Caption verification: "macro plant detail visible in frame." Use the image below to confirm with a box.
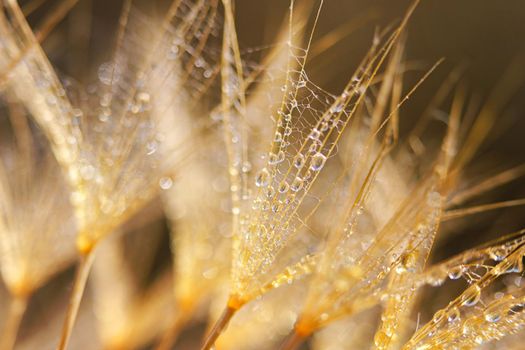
[0,0,524,349]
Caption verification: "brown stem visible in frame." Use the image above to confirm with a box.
[154,309,191,350]
[279,329,307,350]
[0,295,28,350]
[57,249,96,350]
[200,305,237,350]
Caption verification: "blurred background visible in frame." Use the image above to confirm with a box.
[4,0,525,348]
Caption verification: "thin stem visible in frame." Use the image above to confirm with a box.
[279,329,307,350]
[57,249,96,350]
[34,0,81,42]
[0,295,28,350]
[154,308,191,350]
[200,305,237,350]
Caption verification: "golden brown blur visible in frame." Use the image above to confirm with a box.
[1,0,525,349]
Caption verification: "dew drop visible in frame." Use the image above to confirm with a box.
[80,164,95,180]
[461,286,481,307]
[395,264,407,274]
[98,111,110,122]
[268,151,285,165]
[374,330,389,347]
[203,266,219,279]
[255,168,271,187]
[447,307,460,323]
[278,181,289,193]
[432,310,445,324]
[242,161,252,173]
[509,302,525,315]
[303,170,313,181]
[310,153,327,171]
[194,57,205,68]
[146,140,158,155]
[489,247,507,261]
[308,142,320,154]
[448,266,464,280]
[426,191,441,207]
[159,176,173,190]
[294,154,305,169]
[330,102,344,113]
[504,258,523,274]
[309,128,321,140]
[428,272,445,287]
[290,177,304,192]
[484,310,501,323]
[98,62,116,85]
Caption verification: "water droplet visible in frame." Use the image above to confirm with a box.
[266,186,275,198]
[296,80,306,88]
[255,168,271,187]
[308,142,320,154]
[137,92,150,103]
[484,310,501,323]
[330,102,344,113]
[98,62,117,85]
[426,191,441,207]
[194,57,205,68]
[70,191,86,206]
[290,177,304,192]
[309,128,321,140]
[98,110,110,122]
[489,247,507,261]
[432,310,445,324]
[461,319,475,336]
[242,161,252,173]
[146,140,158,155]
[428,276,445,287]
[374,330,389,347]
[294,154,305,169]
[461,286,481,307]
[268,151,285,165]
[278,181,289,193]
[504,258,523,274]
[395,264,407,274]
[447,307,460,323]
[310,153,327,171]
[448,266,464,280]
[509,302,525,314]
[80,164,95,180]
[159,177,173,190]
